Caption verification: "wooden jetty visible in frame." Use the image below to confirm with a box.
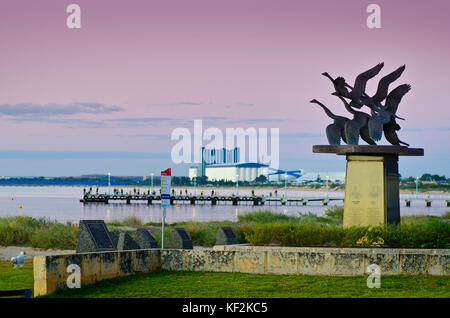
[81,192,450,207]
[80,193,344,206]
[404,198,450,207]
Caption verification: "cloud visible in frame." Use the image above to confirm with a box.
[106,117,189,127]
[280,132,323,138]
[235,102,254,107]
[0,150,168,160]
[7,117,107,128]
[221,118,287,125]
[120,133,170,140]
[0,102,124,120]
[403,127,450,132]
[149,101,202,107]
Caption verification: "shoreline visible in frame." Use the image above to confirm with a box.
[0,184,448,195]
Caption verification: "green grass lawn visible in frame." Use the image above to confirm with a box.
[0,261,34,291]
[45,271,450,298]
[1,261,449,298]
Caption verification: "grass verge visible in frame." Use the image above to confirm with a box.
[0,261,34,291]
[42,270,450,298]
[0,262,448,298]
[0,216,77,250]
[1,208,448,249]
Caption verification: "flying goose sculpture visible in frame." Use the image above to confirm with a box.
[310,99,349,145]
[314,64,410,146]
[382,84,411,146]
[333,93,376,145]
[363,65,406,109]
[322,62,384,108]
[368,83,410,142]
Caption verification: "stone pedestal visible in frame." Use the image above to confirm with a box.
[313,145,424,227]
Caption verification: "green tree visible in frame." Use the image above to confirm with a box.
[254,175,268,183]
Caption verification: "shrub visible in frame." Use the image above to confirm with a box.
[238,211,294,224]
[243,218,450,248]
[325,205,344,222]
[109,215,143,228]
[0,216,77,250]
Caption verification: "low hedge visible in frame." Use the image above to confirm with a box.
[244,219,450,248]
[0,216,77,250]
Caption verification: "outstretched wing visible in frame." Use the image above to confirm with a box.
[384,84,411,114]
[372,65,406,103]
[352,62,384,98]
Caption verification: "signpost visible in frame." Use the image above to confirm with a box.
[160,168,171,249]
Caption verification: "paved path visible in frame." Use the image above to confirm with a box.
[0,246,75,262]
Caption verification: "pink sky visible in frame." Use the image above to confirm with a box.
[0,0,449,176]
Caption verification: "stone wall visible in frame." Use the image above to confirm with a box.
[33,249,160,296]
[33,246,449,296]
[210,246,450,276]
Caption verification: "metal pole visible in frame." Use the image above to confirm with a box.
[161,208,166,249]
[415,177,419,199]
[236,174,239,197]
[194,176,197,196]
[326,175,329,201]
[108,172,111,195]
[151,173,154,194]
[284,172,287,201]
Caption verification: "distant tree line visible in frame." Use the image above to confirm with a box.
[0,173,447,187]
[401,174,448,183]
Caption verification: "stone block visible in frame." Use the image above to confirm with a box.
[333,253,365,276]
[183,250,206,271]
[118,251,134,275]
[161,250,184,271]
[99,251,119,278]
[399,253,428,275]
[81,253,102,282]
[133,250,160,272]
[267,250,297,274]
[299,252,331,275]
[234,251,265,274]
[206,251,235,272]
[429,254,449,276]
[367,252,399,275]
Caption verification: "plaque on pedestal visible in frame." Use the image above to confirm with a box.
[129,228,158,249]
[216,227,238,245]
[76,220,116,253]
[167,228,193,249]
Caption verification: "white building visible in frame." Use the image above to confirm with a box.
[189,163,269,182]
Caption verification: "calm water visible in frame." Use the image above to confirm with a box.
[0,186,448,224]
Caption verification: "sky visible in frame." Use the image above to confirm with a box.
[0,0,449,177]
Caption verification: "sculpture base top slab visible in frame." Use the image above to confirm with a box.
[312,145,424,157]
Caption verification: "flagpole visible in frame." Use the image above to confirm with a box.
[162,208,166,249]
[160,168,171,250]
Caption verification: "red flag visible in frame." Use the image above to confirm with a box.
[161,168,171,176]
